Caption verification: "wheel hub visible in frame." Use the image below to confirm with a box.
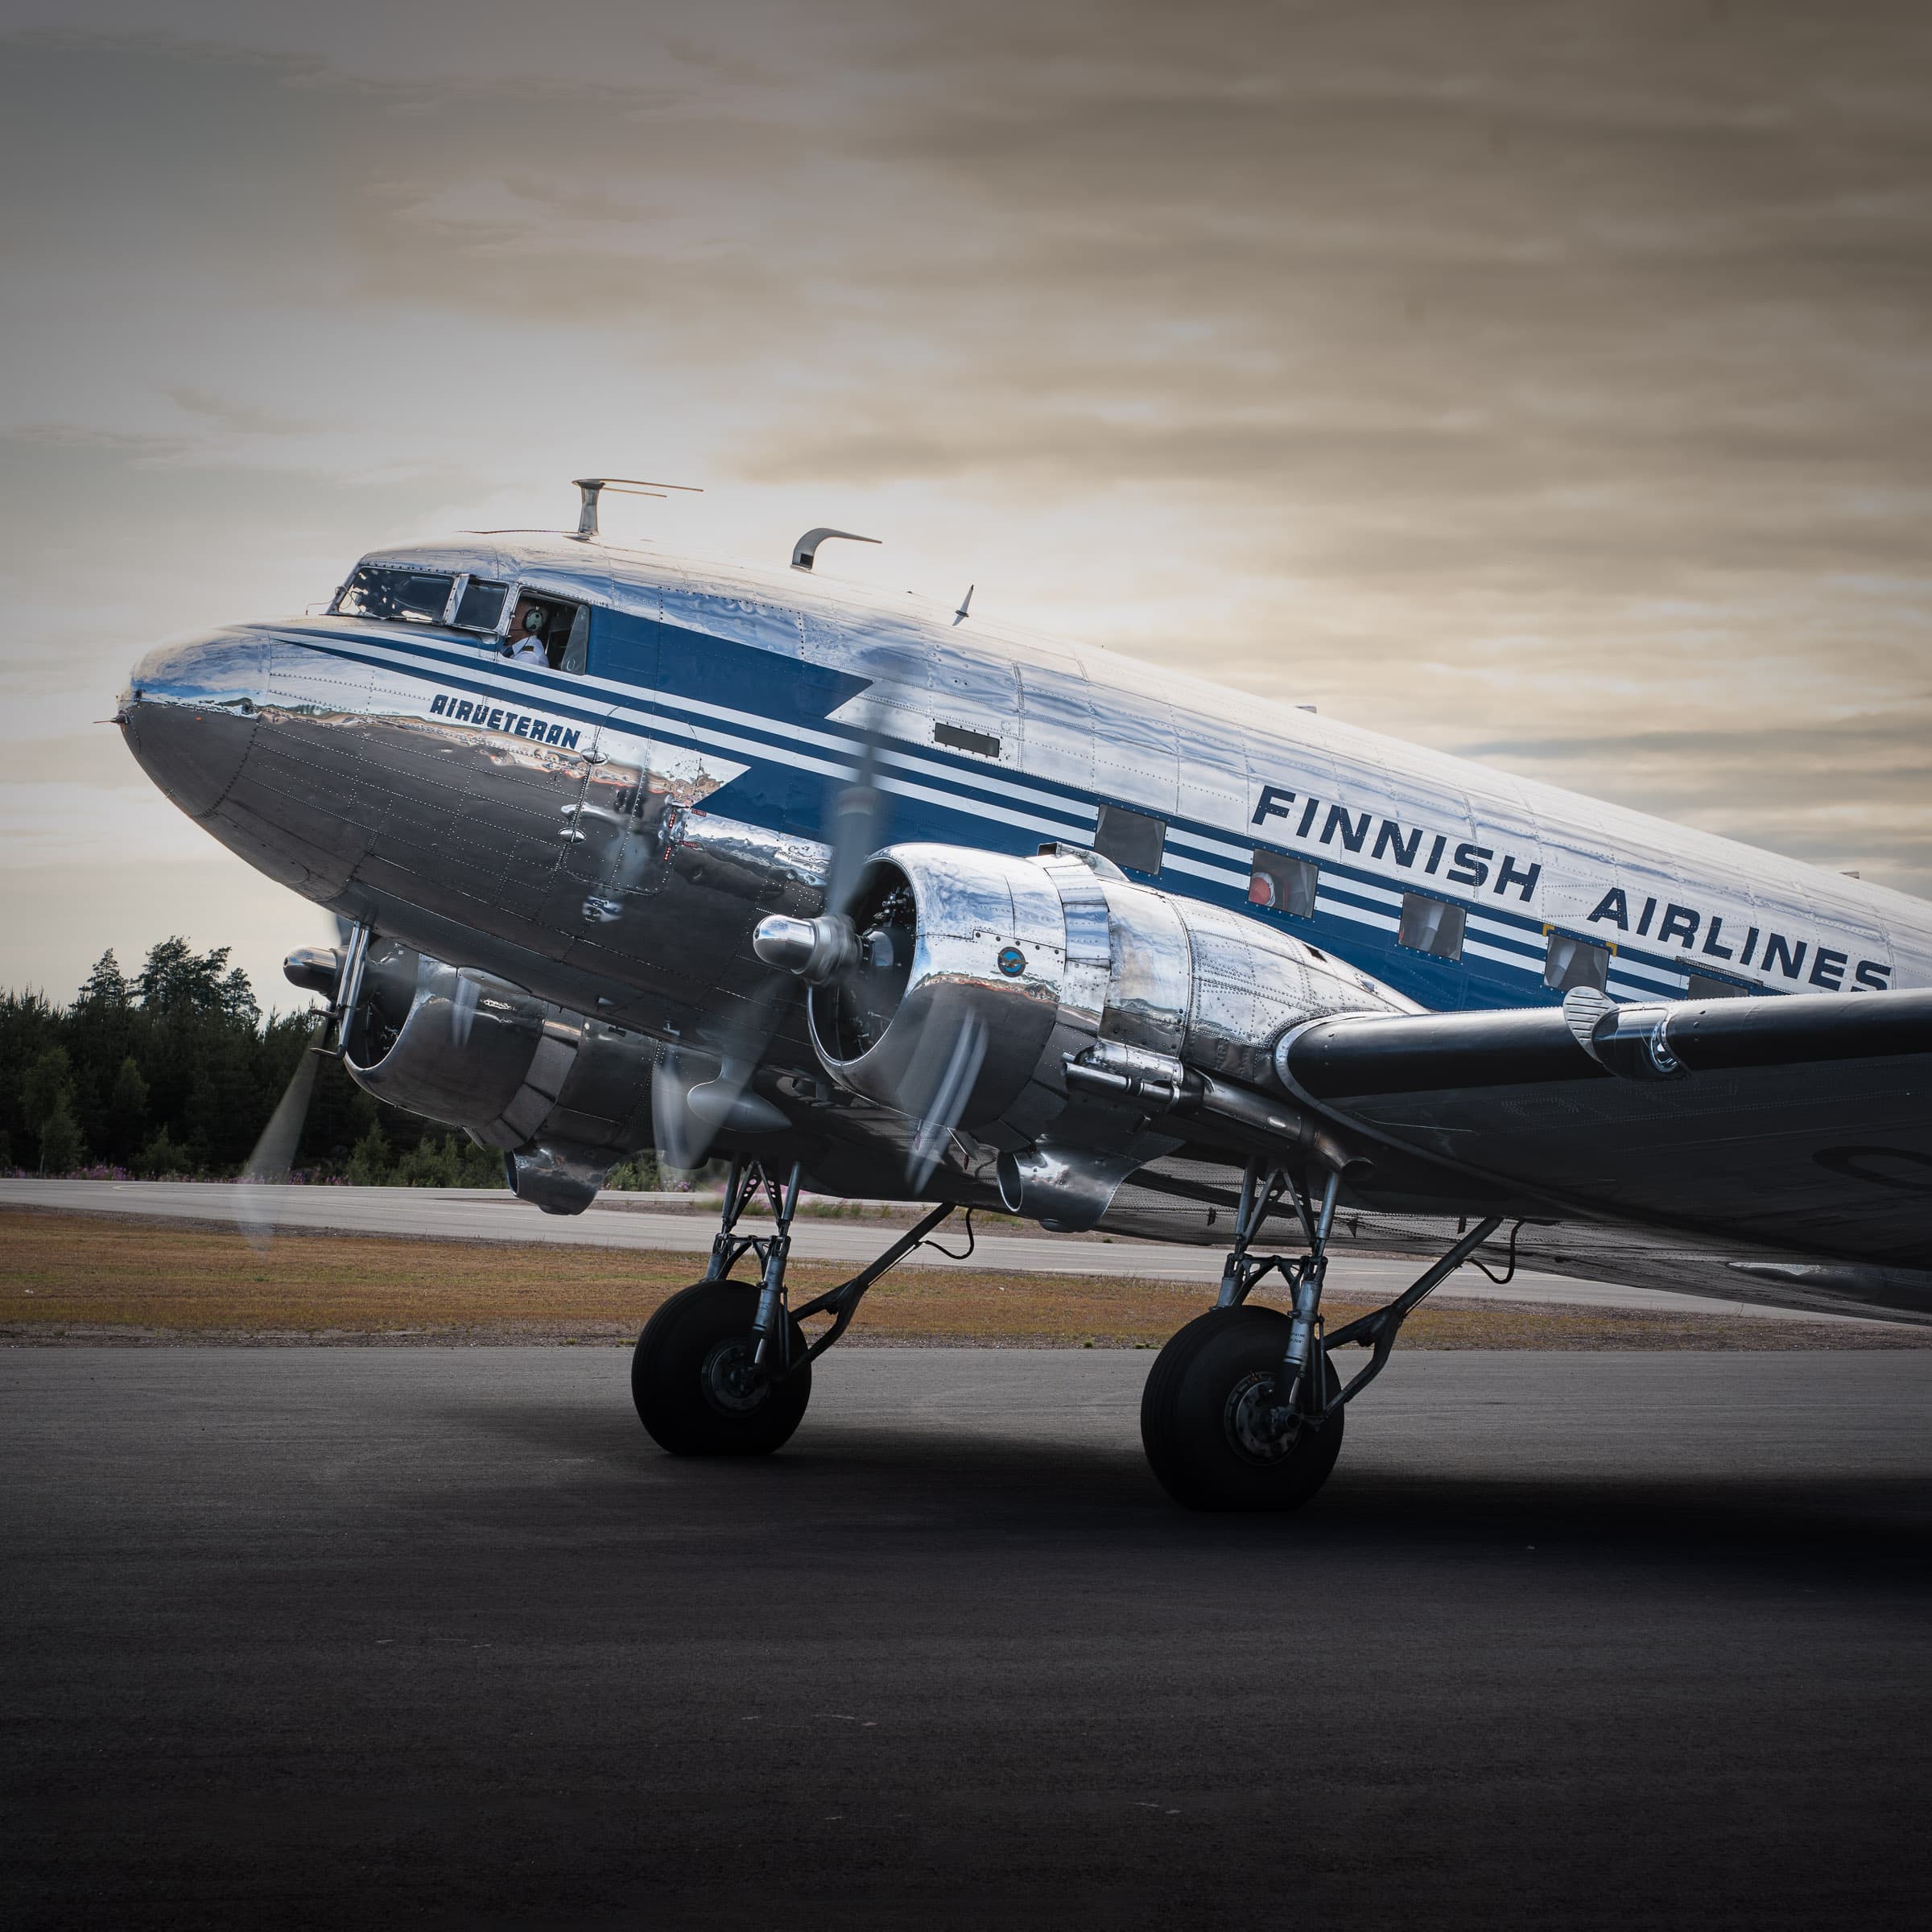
[700,1338,770,1416]
[1224,1370,1302,1463]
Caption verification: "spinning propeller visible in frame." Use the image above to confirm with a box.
[233,914,359,1252]
[650,749,894,1178]
[745,745,988,1191]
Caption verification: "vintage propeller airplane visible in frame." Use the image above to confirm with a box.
[118,479,1932,1509]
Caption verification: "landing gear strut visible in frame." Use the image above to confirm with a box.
[631,1157,956,1457]
[1141,1156,1502,1512]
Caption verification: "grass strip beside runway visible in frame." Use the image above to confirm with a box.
[1,1209,1922,1349]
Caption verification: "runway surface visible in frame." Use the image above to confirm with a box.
[5,1347,1928,1929]
[0,1178,1848,1321]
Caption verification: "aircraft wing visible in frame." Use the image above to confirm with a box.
[1274,988,1932,1315]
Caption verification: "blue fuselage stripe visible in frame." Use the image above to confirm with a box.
[285,623,1741,1008]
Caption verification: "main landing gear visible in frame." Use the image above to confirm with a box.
[631,1157,956,1457]
[1141,1159,1503,1513]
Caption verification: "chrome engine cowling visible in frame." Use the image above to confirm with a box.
[793,843,1413,1225]
[332,940,662,1213]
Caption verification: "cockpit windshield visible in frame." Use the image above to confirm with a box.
[453,579,508,632]
[332,567,455,625]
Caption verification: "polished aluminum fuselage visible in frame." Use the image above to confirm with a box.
[121,530,1932,1060]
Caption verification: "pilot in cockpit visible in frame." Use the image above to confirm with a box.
[505,604,548,665]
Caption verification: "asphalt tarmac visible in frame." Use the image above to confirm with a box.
[5,1346,1929,1929]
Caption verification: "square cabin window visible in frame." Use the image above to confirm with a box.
[1398,894,1465,961]
[1249,850,1318,919]
[1686,972,1748,1001]
[1093,803,1166,875]
[1543,932,1610,993]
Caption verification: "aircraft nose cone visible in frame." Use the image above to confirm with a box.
[120,628,267,819]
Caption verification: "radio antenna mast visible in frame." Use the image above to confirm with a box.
[573,477,702,540]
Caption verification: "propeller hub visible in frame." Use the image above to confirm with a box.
[753,912,861,985]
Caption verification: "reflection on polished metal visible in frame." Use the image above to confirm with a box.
[504,1139,608,1216]
[996,1144,1138,1232]
[804,843,1066,1145]
[109,506,1932,1364]
[112,593,1407,1265]
[1062,1043,1368,1177]
[752,913,859,985]
[795,840,1406,1178]
[663,808,829,914]
[116,629,265,818]
[1565,988,1689,1081]
[282,946,341,999]
[111,550,1405,1225]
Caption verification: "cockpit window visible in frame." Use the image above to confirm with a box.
[332,566,455,625]
[500,592,588,673]
[453,578,509,633]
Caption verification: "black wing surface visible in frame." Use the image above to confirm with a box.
[1274,988,1932,1319]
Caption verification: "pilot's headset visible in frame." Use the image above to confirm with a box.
[502,606,544,655]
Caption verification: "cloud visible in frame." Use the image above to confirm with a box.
[1,0,1929,1007]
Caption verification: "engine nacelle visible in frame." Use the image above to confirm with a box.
[327,941,661,1213]
[795,843,1412,1223]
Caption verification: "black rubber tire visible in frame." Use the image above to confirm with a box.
[1140,1305,1345,1513]
[632,1280,812,1457]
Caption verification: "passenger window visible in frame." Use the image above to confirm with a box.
[1397,894,1465,961]
[1093,803,1166,874]
[1686,972,1748,1001]
[1543,932,1609,993]
[1249,850,1317,919]
[453,578,508,634]
[502,592,588,673]
[333,566,456,625]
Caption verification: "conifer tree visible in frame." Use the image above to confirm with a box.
[76,949,130,1011]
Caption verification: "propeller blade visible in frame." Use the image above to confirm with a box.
[902,1013,989,1191]
[824,734,890,920]
[657,747,893,1179]
[651,980,795,1175]
[235,1020,325,1253]
[650,1048,708,1178]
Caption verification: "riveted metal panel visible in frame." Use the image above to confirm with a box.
[1097,880,1191,1056]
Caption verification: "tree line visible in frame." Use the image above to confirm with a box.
[1,939,662,1189]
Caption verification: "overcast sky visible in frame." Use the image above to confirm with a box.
[4,0,1928,1007]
